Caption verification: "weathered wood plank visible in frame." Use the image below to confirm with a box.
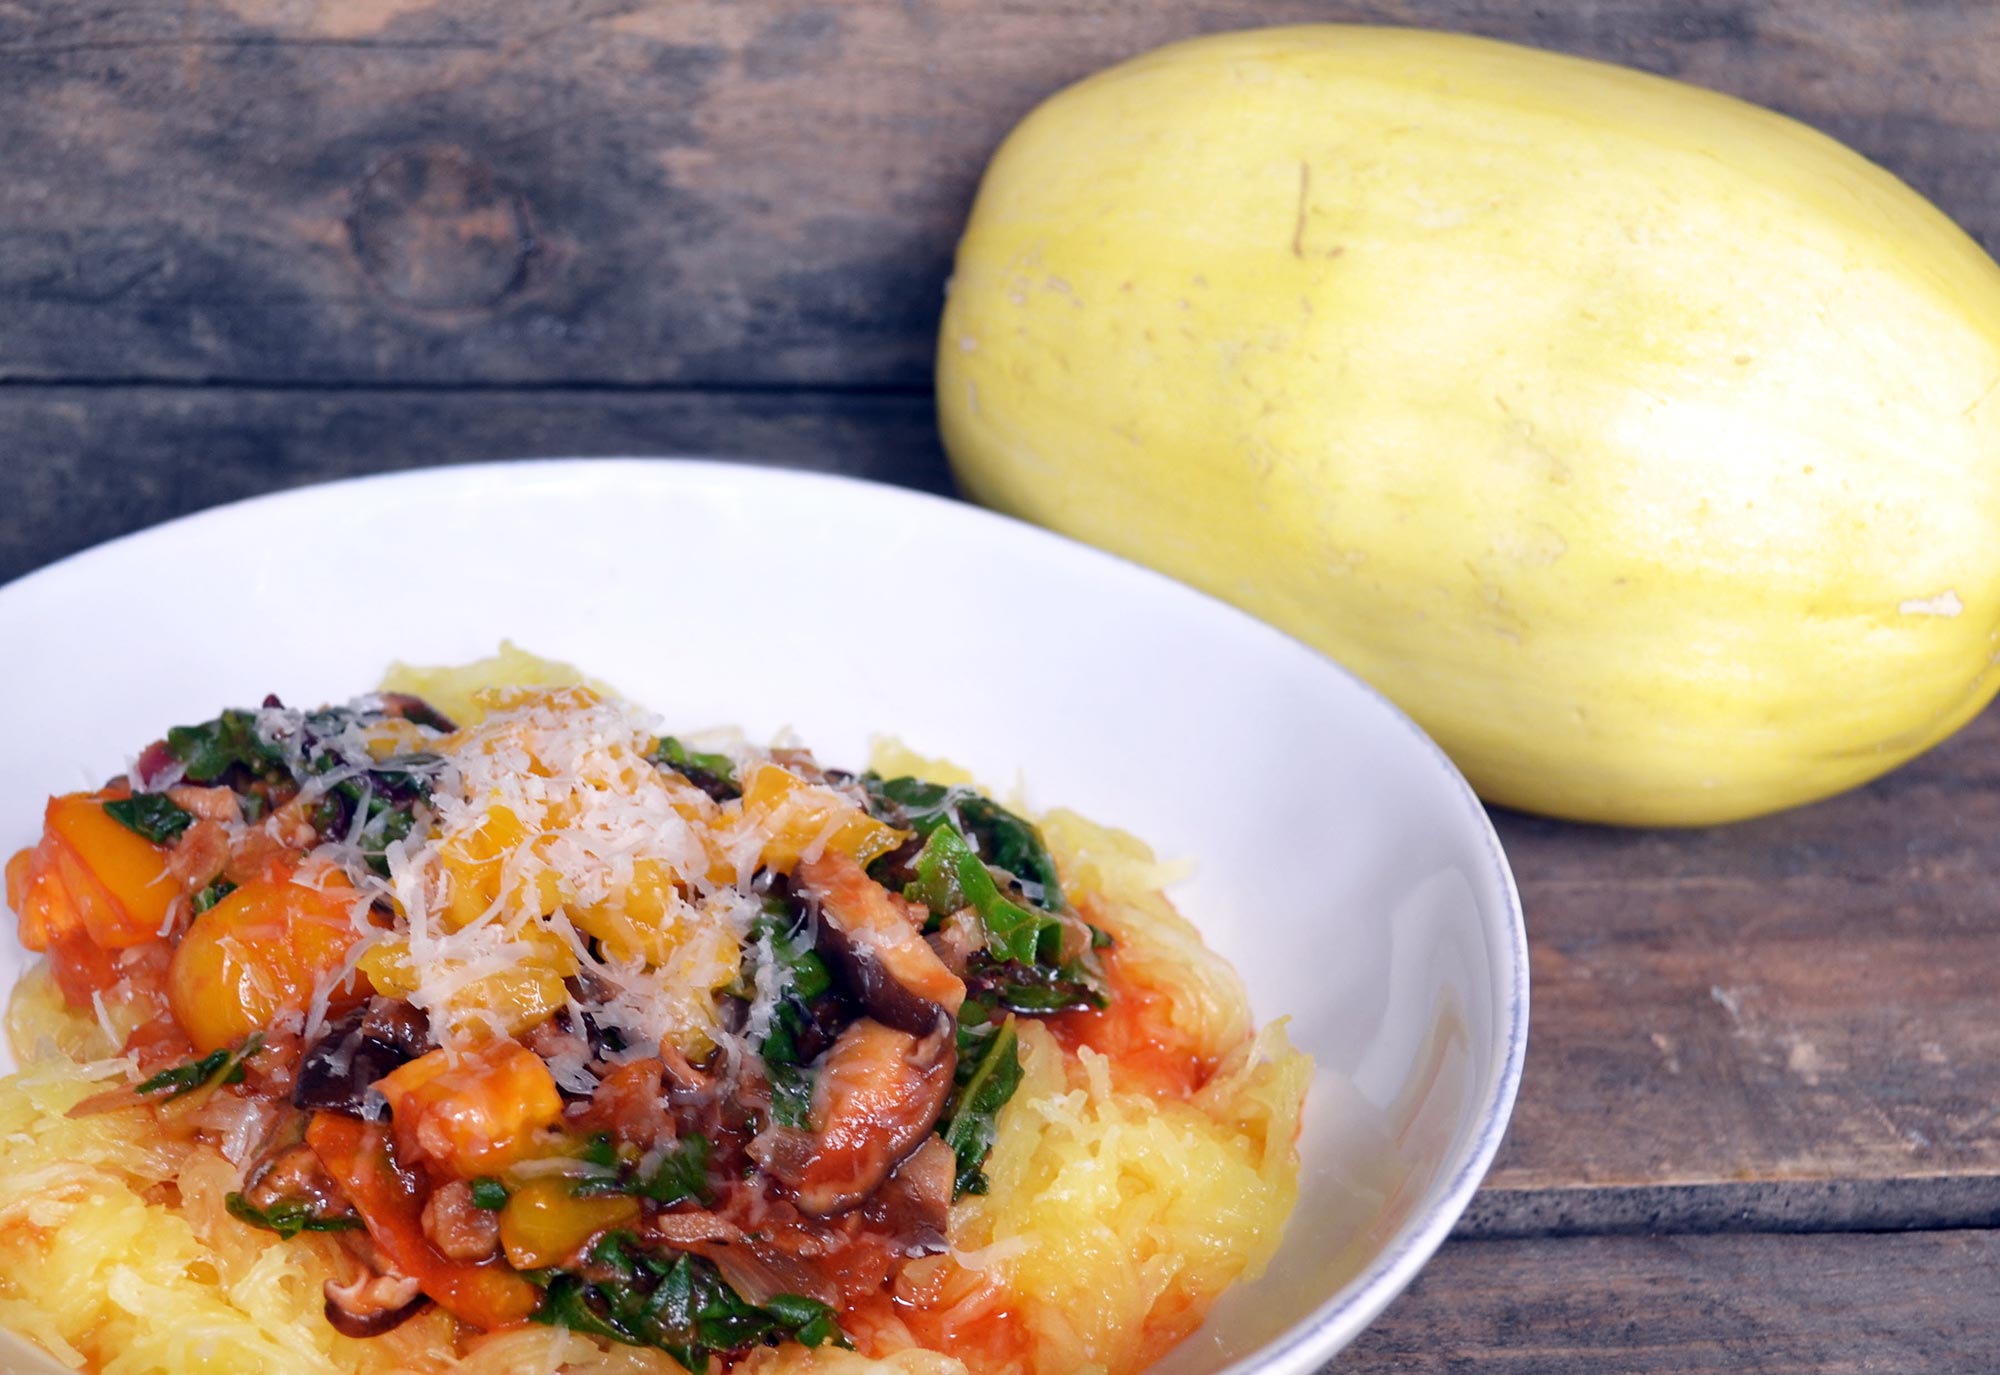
[1,0,1995,386]
[1337,1230,2000,1373]
[0,386,946,585]
[1481,699,2000,1202]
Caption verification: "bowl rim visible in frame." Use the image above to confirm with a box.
[0,455,1529,1371]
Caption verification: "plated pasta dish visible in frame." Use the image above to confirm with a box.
[0,650,1308,1375]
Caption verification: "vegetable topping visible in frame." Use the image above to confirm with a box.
[3,685,1118,1370]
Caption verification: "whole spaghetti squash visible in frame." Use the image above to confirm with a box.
[939,25,2000,825]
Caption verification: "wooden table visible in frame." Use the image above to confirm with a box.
[4,2,1996,1367]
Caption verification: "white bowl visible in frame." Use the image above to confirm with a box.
[0,459,1526,1374]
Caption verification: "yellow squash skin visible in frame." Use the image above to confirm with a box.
[938,25,2000,826]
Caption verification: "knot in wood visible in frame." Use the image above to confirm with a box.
[347,146,534,311]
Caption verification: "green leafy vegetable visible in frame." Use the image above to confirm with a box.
[967,955,1110,1015]
[304,751,439,876]
[634,1134,712,1204]
[862,775,957,833]
[765,1062,816,1131]
[575,1133,713,1206]
[942,1018,1023,1197]
[863,775,1065,911]
[192,879,237,915]
[103,793,195,845]
[888,801,1109,1016]
[652,737,740,800]
[135,1032,264,1100]
[470,1177,510,1210]
[903,825,1052,965]
[163,702,440,874]
[760,1293,845,1349]
[747,910,832,1002]
[165,710,288,783]
[958,796,1064,912]
[531,1242,846,1372]
[225,1192,363,1239]
[736,910,832,1129]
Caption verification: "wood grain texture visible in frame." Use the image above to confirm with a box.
[1482,700,2000,1201]
[1,0,1996,386]
[0,387,946,585]
[1337,1230,2000,1372]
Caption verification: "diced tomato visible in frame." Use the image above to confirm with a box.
[306,1113,540,1330]
[11,792,186,955]
[119,1003,196,1076]
[45,928,125,1006]
[42,792,182,948]
[4,847,30,915]
[42,924,173,1021]
[374,1040,564,1180]
[167,878,366,1052]
[10,834,71,952]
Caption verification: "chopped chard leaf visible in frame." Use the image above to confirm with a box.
[767,1062,816,1130]
[225,1192,362,1239]
[653,737,740,801]
[574,1133,713,1206]
[973,963,1109,1014]
[904,825,1051,966]
[737,911,835,1129]
[304,749,436,875]
[531,1246,846,1372]
[884,800,1109,1015]
[192,879,237,914]
[165,710,289,783]
[165,700,440,877]
[135,1032,264,1100]
[863,775,1066,912]
[942,1017,1023,1198]
[956,796,1065,913]
[104,793,195,845]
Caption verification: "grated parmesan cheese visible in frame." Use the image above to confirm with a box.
[309,688,795,1062]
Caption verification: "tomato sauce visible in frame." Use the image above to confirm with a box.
[1048,946,1213,1100]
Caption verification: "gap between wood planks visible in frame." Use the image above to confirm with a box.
[0,375,934,397]
[1460,1175,2000,1240]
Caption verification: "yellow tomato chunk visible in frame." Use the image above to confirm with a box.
[740,764,909,874]
[498,1177,642,1270]
[168,878,364,1053]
